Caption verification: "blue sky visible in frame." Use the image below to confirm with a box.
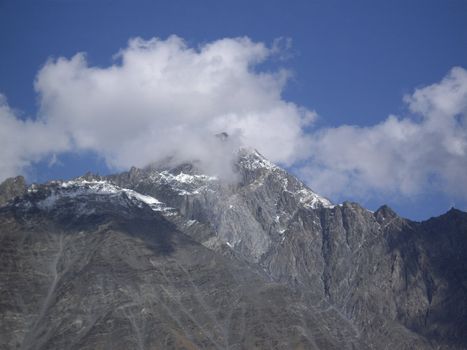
[0,0,466,220]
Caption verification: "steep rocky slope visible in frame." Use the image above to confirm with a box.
[0,178,365,350]
[1,149,466,349]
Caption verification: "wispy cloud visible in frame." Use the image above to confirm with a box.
[0,94,69,180]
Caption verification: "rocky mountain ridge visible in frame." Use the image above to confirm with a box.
[1,148,466,349]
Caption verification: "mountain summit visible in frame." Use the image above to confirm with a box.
[1,149,466,349]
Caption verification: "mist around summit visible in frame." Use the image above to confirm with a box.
[0,35,466,209]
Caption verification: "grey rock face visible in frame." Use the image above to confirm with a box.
[1,149,466,349]
[0,179,364,350]
[109,149,332,262]
[0,176,26,205]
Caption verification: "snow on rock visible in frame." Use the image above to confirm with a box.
[239,148,333,209]
[149,170,217,196]
[36,179,173,214]
[295,188,333,209]
[238,148,277,172]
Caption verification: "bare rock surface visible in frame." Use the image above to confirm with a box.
[0,176,26,206]
[1,149,466,349]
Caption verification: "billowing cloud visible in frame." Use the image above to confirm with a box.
[300,67,467,200]
[33,35,313,178]
[0,35,466,204]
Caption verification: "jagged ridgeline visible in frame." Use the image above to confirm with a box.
[1,148,466,350]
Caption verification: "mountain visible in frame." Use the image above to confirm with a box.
[1,148,466,350]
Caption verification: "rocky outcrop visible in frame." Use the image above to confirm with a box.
[0,175,26,205]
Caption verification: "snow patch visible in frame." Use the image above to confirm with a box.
[37,179,174,214]
[296,188,333,209]
[150,170,217,196]
[239,149,277,172]
[186,219,197,226]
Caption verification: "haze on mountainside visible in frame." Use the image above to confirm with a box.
[1,36,467,217]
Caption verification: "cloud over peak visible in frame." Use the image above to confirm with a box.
[31,35,311,174]
[0,35,466,206]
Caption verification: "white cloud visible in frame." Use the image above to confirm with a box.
[300,67,467,201]
[0,95,69,180]
[33,35,312,179]
[1,35,466,205]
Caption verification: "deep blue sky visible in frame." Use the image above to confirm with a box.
[1,0,466,220]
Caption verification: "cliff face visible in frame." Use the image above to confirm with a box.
[0,175,26,205]
[1,149,466,349]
